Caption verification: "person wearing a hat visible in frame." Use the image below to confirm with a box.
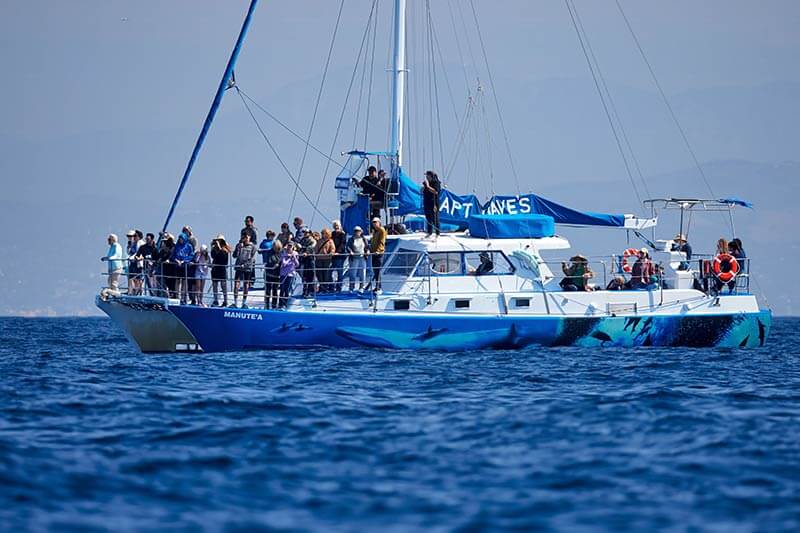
[210,234,231,307]
[630,248,656,290]
[671,233,692,271]
[368,217,387,292]
[559,254,594,291]
[346,226,369,291]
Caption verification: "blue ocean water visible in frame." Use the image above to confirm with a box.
[1,317,799,531]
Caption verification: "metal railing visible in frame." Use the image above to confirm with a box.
[100,252,753,309]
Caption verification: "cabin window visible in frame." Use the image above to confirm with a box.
[384,248,422,277]
[393,299,411,311]
[464,251,515,275]
[415,252,463,277]
[454,299,470,309]
[513,298,530,308]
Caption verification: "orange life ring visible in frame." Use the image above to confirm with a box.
[621,248,639,273]
[712,253,739,282]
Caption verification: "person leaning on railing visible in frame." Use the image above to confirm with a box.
[134,233,158,296]
[100,233,125,294]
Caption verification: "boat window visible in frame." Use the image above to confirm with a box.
[384,248,422,277]
[464,251,515,275]
[415,252,463,277]
[454,299,471,309]
[513,298,530,308]
[393,299,411,311]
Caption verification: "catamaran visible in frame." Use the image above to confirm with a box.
[97,0,770,352]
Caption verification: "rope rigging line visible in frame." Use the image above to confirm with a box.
[288,0,346,220]
[426,0,446,177]
[310,0,379,227]
[236,88,341,166]
[563,0,643,205]
[468,0,522,193]
[570,2,652,200]
[236,88,332,223]
[363,0,379,150]
[614,0,717,201]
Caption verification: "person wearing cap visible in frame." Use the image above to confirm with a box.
[346,226,369,291]
[368,217,387,291]
[210,234,231,307]
[259,230,283,309]
[630,248,656,290]
[192,244,210,306]
[357,166,383,219]
[101,233,126,294]
[671,233,692,271]
[559,254,594,291]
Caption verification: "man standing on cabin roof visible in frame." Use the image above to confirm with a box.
[240,216,258,244]
[368,217,387,292]
[422,170,442,236]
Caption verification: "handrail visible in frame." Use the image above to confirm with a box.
[100,252,753,307]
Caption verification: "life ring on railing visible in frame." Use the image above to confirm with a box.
[712,253,739,282]
[621,248,640,273]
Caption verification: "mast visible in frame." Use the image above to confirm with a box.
[389,0,407,167]
[160,0,260,236]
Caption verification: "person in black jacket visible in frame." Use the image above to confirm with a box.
[210,234,231,307]
[422,170,441,236]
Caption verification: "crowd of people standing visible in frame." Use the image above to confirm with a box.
[101,214,388,309]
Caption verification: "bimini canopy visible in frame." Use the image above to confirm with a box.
[397,169,654,230]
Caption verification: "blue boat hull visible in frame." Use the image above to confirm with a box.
[167,306,771,353]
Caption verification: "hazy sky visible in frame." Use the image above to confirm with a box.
[1,1,798,315]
